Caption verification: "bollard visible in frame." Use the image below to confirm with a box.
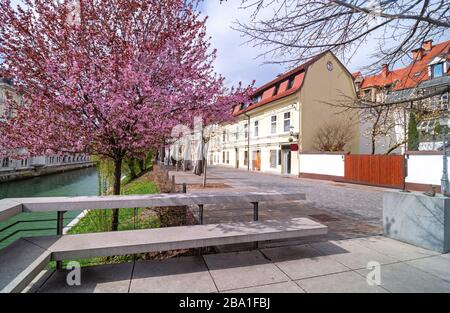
[251,202,259,249]
[56,211,65,270]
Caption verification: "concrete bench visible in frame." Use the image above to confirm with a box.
[0,217,327,293]
[0,191,307,223]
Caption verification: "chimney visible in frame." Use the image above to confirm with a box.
[412,48,424,61]
[422,40,433,52]
[381,64,389,77]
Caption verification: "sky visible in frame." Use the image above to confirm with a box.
[2,1,447,88]
[200,1,380,88]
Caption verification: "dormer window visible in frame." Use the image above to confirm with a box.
[432,63,444,78]
[287,76,295,90]
[252,94,262,104]
[273,84,280,96]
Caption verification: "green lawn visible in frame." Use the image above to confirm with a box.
[59,173,160,267]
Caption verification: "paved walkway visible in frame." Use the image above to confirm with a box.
[170,166,385,247]
[31,166,450,293]
[36,236,450,293]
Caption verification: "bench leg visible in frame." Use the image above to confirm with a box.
[197,204,204,255]
[252,202,259,221]
[56,211,65,270]
[198,204,204,225]
[251,202,259,249]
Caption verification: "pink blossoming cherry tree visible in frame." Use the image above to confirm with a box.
[0,0,252,230]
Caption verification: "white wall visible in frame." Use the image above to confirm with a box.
[299,153,345,177]
[406,154,442,185]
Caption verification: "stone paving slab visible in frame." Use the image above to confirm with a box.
[38,262,133,293]
[296,271,387,293]
[357,262,450,293]
[349,236,440,261]
[224,281,305,293]
[261,244,351,280]
[129,256,217,293]
[310,240,397,270]
[203,250,289,292]
[406,255,450,283]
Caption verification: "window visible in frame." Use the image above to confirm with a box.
[254,121,259,137]
[244,123,248,139]
[244,151,248,166]
[432,63,444,78]
[222,151,226,163]
[1,157,9,168]
[284,112,291,132]
[442,92,449,110]
[273,84,280,96]
[226,151,230,164]
[236,126,239,140]
[222,130,226,142]
[20,159,28,167]
[287,77,295,90]
[271,116,277,134]
[252,94,262,104]
[270,150,277,168]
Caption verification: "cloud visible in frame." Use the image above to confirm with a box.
[201,1,387,85]
[200,1,286,88]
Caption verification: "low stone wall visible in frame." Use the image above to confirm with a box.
[383,190,450,253]
[0,162,95,183]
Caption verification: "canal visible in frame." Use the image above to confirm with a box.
[0,166,99,249]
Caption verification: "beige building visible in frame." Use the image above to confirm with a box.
[208,51,359,175]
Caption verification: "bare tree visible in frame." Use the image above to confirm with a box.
[313,120,354,151]
[234,0,449,71]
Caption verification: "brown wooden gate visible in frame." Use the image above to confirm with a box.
[344,155,405,188]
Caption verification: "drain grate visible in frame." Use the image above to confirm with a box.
[309,214,340,222]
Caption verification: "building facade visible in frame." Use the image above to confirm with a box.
[207,51,359,175]
[354,39,450,153]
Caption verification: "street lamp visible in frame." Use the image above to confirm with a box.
[438,116,449,194]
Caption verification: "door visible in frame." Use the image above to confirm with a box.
[235,148,239,168]
[252,150,261,171]
[282,149,291,175]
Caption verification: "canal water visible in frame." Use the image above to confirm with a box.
[0,166,99,249]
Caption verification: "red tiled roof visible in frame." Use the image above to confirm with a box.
[233,53,325,116]
[360,40,450,91]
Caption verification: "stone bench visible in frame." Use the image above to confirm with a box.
[0,217,327,293]
[0,191,307,223]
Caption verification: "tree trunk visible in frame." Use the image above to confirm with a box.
[203,156,207,188]
[139,159,145,172]
[127,158,137,180]
[111,157,122,231]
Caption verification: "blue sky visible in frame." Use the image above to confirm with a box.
[202,1,450,88]
[200,1,379,88]
[3,1,448,88]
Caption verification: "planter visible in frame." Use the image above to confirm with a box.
[383,191,450,253]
